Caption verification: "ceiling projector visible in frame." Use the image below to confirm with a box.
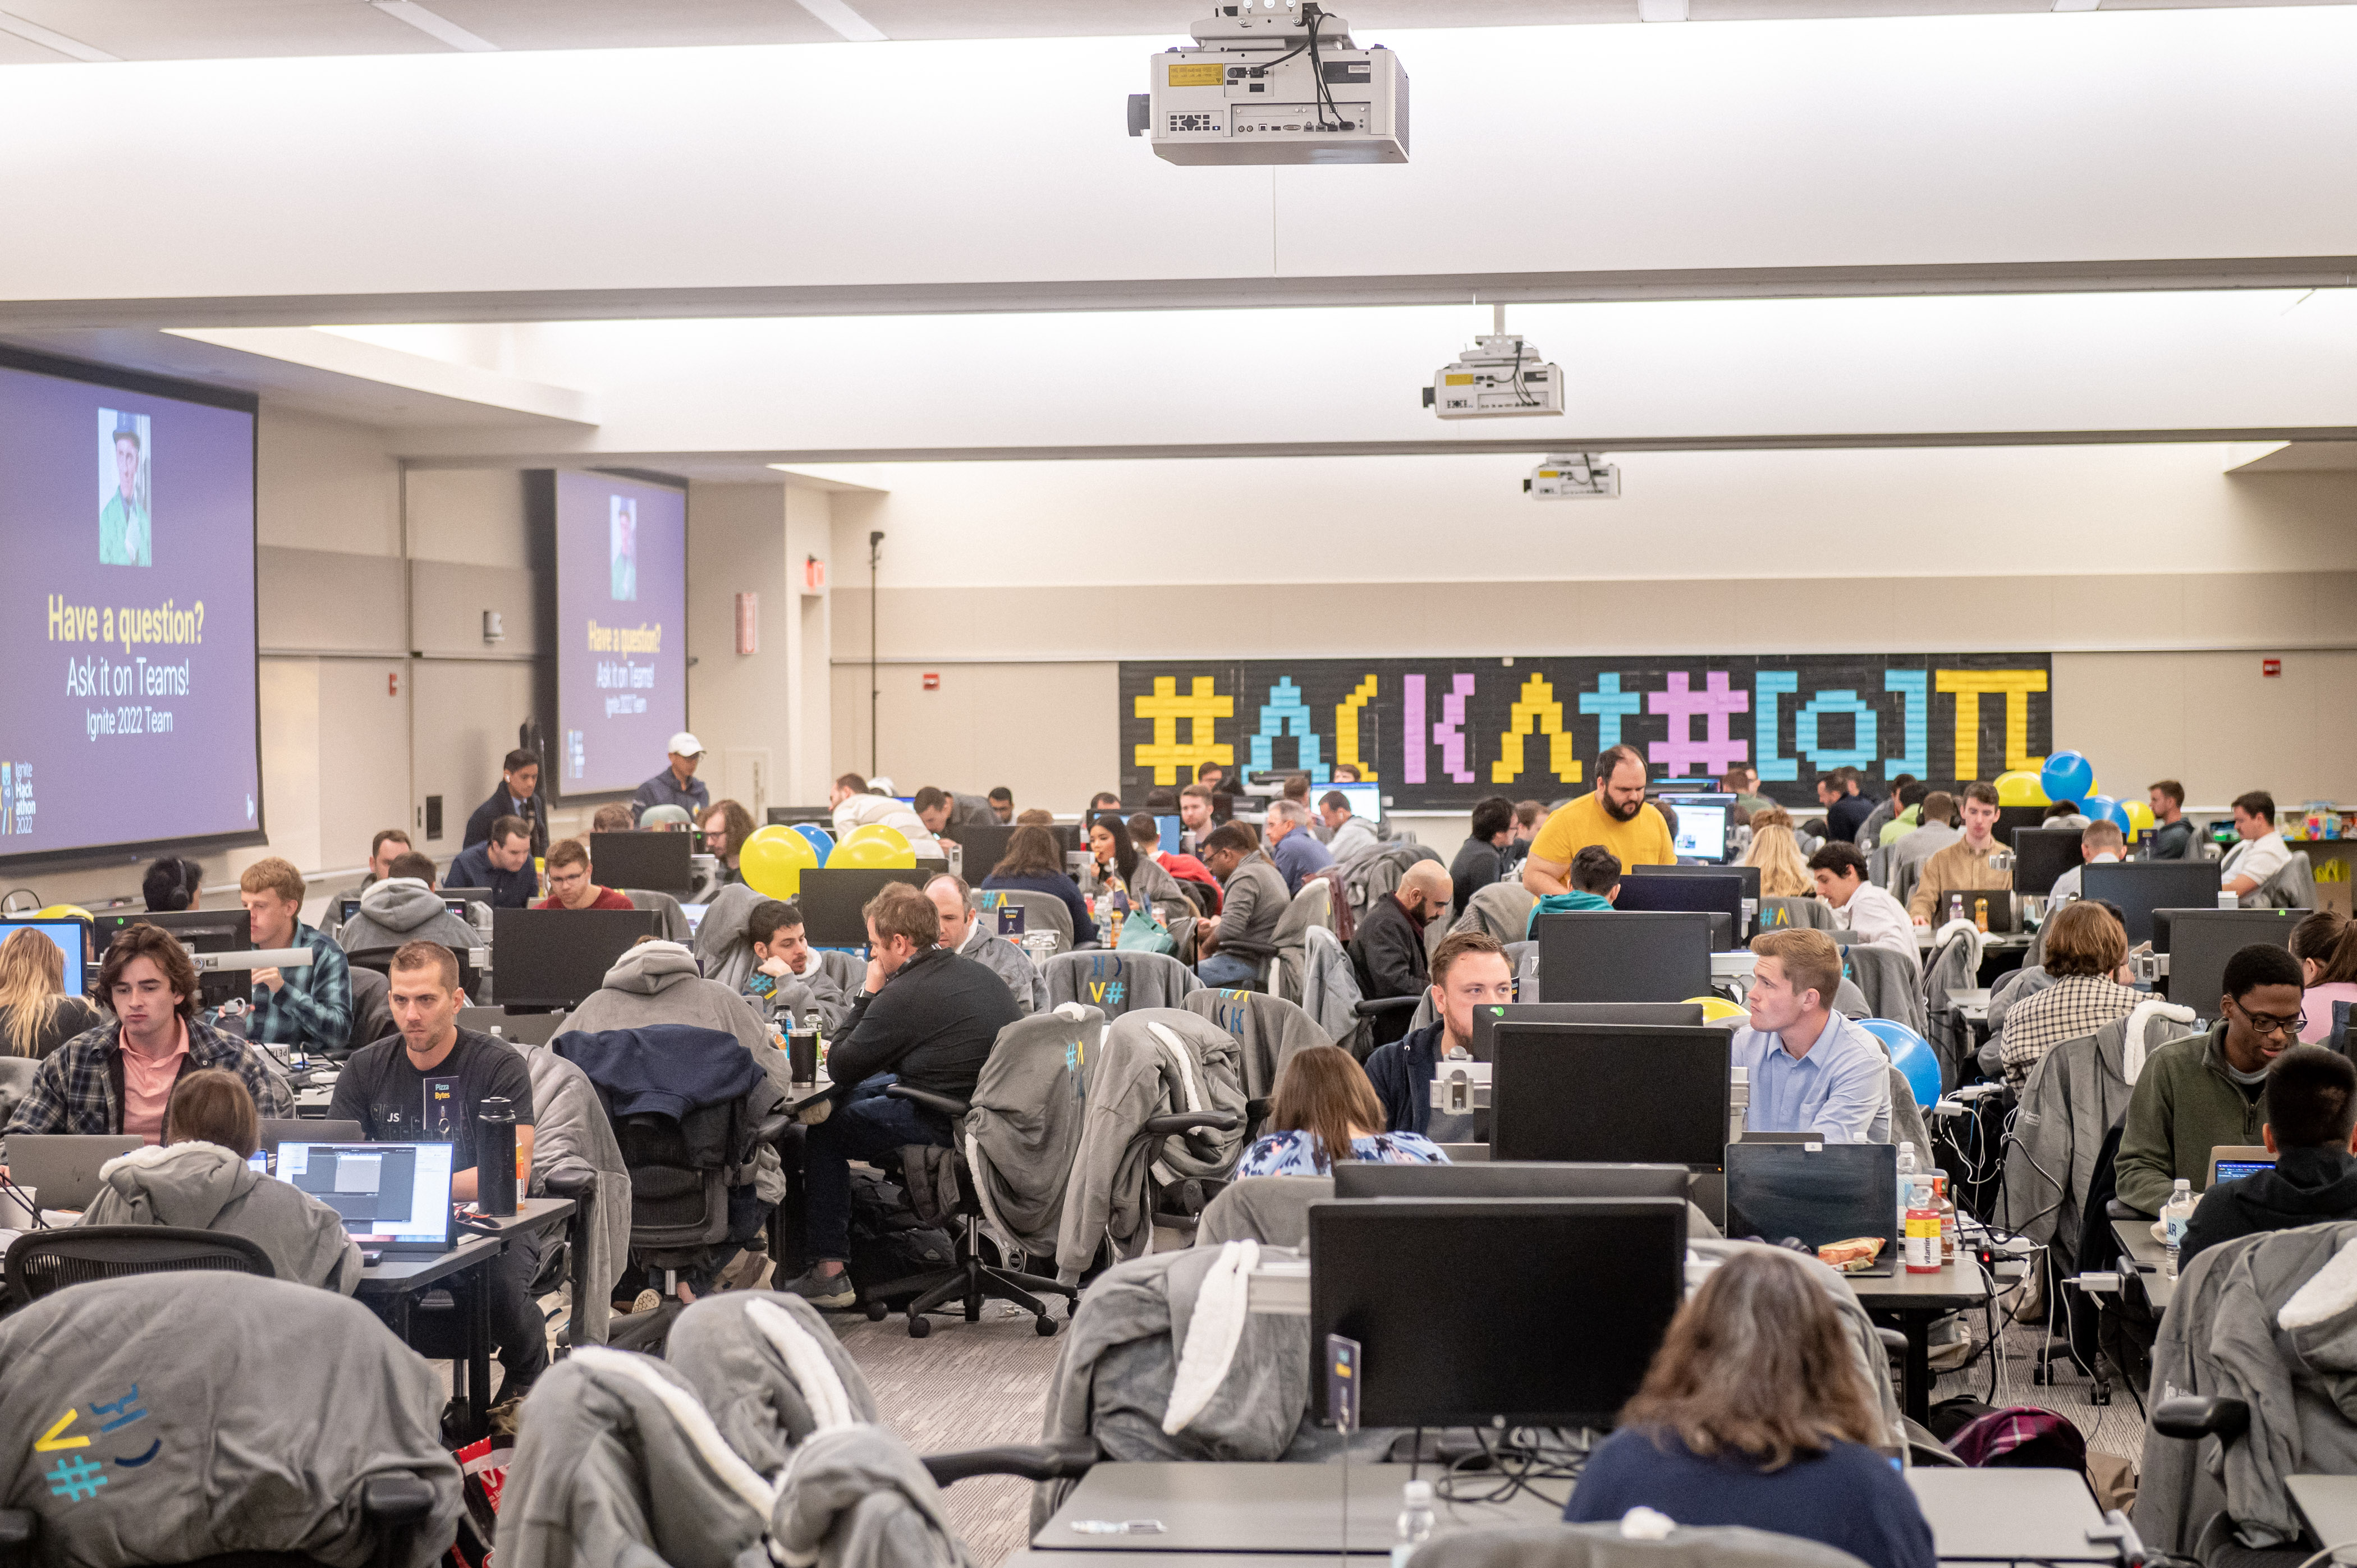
[1425,328,1563,419]
[1526,455,1620,499]
[1128,1,1408,165]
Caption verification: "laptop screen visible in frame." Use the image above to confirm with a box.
[278,1141,453,1248]
[2212,1157,2275,1185]
[1655,793,1732,862]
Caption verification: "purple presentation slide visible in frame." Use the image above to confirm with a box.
[0,355,259,862]
[553,470,687,796]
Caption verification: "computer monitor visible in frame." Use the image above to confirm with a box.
[2010,828,2084,898]
[1615,873,1744,950]
[764,806,835,827]
[1327,783,1382,825]
[1994,805,2049,844]
[1654,792,1733,863]
[1635,862,1762,904]
[277,1141,455,1255]
[1,918,88,996]
[1489,1023,1732,1171]
[90,909,253,1007]
[589,831,694,896]
[1309,1198,1686,1428]
[1467,1001,1708,1061]
[796,868,932,947]
[488,907,658,1008]
[1155,815,1185,854]
[2083,860,2225,947]
[1330,1161,1690,1202]
[941,823,1020,879]
[2159,907,2300,1022]
[1531,911,1713,1004]
[440,888,493,910]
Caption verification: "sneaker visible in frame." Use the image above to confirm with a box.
[629,1289,661,1315]
[717,1249,776,1294]
[779,1265,856,1309]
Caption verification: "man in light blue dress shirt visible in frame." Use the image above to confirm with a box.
[1730,928,1892,1144]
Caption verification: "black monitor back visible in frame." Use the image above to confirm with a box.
[940,823,1020,879]
[1468,1001,1707,1061]
[765,806,835,827]
[2010,828,2084,897]
[1309,1198,1686,1429]
[1533,910,1712,1003]
[490,907,658,1008]
[1615,874,1744,948]
[91,909,253,1007]
[1635,862,1762,902]
[1330,1161,1689,1201]
[589,831,694,896]
[1489,1023,1731,1170]
[2161,907,2301,1021]
[2084,860,2224,946]
[1993,805,2049,844]
[797,868,932,946]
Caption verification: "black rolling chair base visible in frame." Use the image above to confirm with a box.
[864,1226,1076,1338]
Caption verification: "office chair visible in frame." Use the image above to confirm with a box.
[622,888,691,941]
[0,1479,441,1568]
[979,890,1074,955]
[4,1225,273,1305]
[868,1082,1081,1338]
[347,964,393,1058]
[0,1056,36,1125]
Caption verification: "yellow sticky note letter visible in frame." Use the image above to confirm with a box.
[1134,676,1234,786]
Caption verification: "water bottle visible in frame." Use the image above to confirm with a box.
[1391,1480,1434,1568]
[2162,1178,2196,1276]
[1894,1141,1918,1234]
[1905,1177,1942,1274]
[478,1096,519,1217]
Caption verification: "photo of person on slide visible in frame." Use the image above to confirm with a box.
[99,409,152,567]
[609,495,636,601]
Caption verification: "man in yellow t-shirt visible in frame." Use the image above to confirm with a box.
[1521,745,1678,896]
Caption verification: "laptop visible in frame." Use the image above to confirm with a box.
[1931,889,2019,934]
[8,1134,146,1212]
[2208,1145,2275,1189]
[276,1141,456,1257]
[258,1118,363,1154]
[1725,1140,1900,1277]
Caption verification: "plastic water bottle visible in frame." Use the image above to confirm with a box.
[2162,1178,2196,1276]
[1391,1480,1434,1568]
[1894,1141,1918,1234]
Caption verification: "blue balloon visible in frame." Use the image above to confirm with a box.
[2040,750,2095,806]
[1860,1019,1945,1108]
[793,824,834,859]
[2083,794,2131,833]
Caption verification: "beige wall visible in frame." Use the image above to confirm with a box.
[828,445,2357,819]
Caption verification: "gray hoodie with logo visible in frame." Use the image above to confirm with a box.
[80,1139,364,1294]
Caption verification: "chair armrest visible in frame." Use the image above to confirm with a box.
[1875,1327,1908,1356]
[886,1084,972,1119]
[2107,1199,2152,1221]
[359,1474,443,1525]
[921,1442,1098,1488]
[1140,1109,1241,1138]
[1351,996,1423,1017]
[539,1167,596,1200]
[0,1509,35,1546]
[754,1113,796,1147]
[2152,1396,2248,1442]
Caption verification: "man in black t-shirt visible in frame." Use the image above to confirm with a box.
[330,941,542,1401]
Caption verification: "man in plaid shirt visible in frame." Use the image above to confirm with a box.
[2,922,291,1158]
[225,857,353,1060]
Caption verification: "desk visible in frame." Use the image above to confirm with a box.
[1947,988,1991,1025]
[2287,1476,2357,1560]
[1905,1468,2113,1562]
[780,1072,837,1114]
[1034,1462,1564,1554]
[1852,1262,1992,1424]
[355,1196,574,1442]
[2111,1216,2175,1314]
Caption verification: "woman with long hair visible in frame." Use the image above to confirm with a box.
[1565,1248,1933,1568]
[982,823,1097,945]
[1234,1044,1448,1176]
[0,925,104,1059]
[1744,806,1816,900]
[699,798,758,884]
[2294,910,2357,1044]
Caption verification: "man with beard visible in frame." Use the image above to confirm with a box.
[1521,745,1675,897]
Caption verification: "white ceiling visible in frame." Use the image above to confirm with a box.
[0,0,2345,61]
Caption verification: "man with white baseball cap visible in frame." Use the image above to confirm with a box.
[632,731,711,822]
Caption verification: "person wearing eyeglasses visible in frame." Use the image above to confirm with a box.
[2115,943,2309,1216]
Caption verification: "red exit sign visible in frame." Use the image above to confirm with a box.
[2264,658,2282,677]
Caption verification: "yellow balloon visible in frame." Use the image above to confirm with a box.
[2122,797,2157,837]
[827,834,917,870]
[36,904,92,921]
[1994,770,2048,808]
[845,823,911,853]
[741,826,819,899]
[1686,996,1748,1024]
